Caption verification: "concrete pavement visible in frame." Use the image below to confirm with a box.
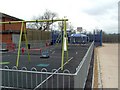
[93,43,118,88]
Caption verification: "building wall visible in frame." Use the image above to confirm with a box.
[0,17,21,31]
[0,34,12,43]
[3,17,23,31]
[0,14,25,45]
[5,17,22,31]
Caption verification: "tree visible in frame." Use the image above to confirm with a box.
[58,22,64,31]
[58,22,74,31]
[102,31,106,35]
[68,22,74,32]
[27,9,58,31]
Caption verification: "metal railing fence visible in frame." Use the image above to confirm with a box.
[0,41,94,89]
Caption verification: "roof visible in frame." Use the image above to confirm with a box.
[70,33,88,37]
[0,12,24,21]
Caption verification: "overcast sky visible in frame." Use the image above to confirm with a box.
[0,0,119,33]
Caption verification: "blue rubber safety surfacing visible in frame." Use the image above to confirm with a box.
[37,64,49,67]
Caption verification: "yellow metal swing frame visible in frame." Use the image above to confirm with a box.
[0,19,68,70]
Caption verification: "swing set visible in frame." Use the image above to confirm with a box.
[0,19,68,70]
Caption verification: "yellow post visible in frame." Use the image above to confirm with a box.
[16,22,24,67]
[61,20,68,70]
[66,34,68,63]
[23,23,30,62]
[64,20,68,62]
[61,30,64,70]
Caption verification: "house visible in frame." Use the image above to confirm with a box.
[0,12,25,45]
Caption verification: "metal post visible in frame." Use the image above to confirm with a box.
[100,30,102,46]
[65,21,68,63]
[23,23,30,61]
[61,28,65,70]
[0,19,68,24]
[64,20,68,63]
[61,20,68,70]
[64,20,68,62]
[16,22,24,67]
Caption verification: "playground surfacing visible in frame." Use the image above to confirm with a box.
[2,43,91,73]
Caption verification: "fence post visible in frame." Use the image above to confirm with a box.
[100,30,102,46]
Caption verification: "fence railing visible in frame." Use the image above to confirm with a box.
[74,41,94,88]
[1,66,74,89]
[0,41,94,89]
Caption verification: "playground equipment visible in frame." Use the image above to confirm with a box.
[40,50,49,58]
[87,30,102,46]
[0,19,68,70]
[69,33,89,44]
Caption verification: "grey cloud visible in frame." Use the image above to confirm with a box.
[82,0,117,16]
[80,0,118,33]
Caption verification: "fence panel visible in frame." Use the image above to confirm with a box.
[1,67,73,89]
[74,41,94,88]
[1,41,94,89]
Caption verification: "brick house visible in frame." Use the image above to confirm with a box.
[0,12,25,45]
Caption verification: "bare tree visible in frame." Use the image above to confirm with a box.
[58,22,74,31]
[58,21,64,30]
[43,10,57,31]
[27,9,58,31]
[68,22,74,32]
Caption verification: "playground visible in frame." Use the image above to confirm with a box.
[0,19,96,89]
[2,43,91,73]
[1,42,93,89]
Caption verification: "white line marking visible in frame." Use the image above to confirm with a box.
[52,51,55,54]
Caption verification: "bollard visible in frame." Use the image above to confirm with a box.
[28,44,30,49]
[21,47,25,55]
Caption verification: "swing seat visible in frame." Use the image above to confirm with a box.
[40,51,49,58]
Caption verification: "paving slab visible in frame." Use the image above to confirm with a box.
[97,43,118,88]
